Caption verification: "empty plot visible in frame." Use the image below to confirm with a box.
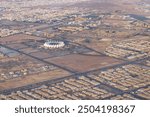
[7,43,27,50]
[0,68,70,91]
[0,34,43,44]
[19,47,39,54]
[31,51,52,59]
[45,54,123,72]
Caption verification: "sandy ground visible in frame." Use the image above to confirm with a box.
[46,53,123,72]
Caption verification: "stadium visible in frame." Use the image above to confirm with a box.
[43,40,65,49]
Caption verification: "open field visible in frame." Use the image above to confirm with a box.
[46,54,123,72]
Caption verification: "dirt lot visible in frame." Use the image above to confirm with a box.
[0,34,43,44]
[30,51,52,59]
[0,68,70,91]
[6,43,27,50]
[19,47,39,53]
[78,39,113,53]
[45,53,123,72]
